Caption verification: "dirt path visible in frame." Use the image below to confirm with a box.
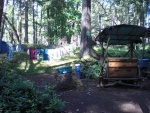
[22,73,150,113]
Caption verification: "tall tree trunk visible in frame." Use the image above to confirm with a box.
[25,0,28,43]
[47,8,51,45]
[80,0,91,59]
[32,0,35,44]
[0,0,4,38]
[80,0,98,59]
[11,0,15,43]
[1,17,5,39]
[146,0,150,42]
[39,9,43,40]
[4,14,20,42]
[35,18,37,43]
[19,0,22,44]
[47,11,51,37]
[35,3,38,44]
[1,0,9,39]
[126,1,130,24]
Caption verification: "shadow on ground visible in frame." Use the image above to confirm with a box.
[22,72,150,113]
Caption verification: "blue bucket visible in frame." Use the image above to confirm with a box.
[56,66,72,74]
[138,59,149,68]
[75,64,82,79]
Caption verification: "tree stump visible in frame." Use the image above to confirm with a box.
[54,73,84,91]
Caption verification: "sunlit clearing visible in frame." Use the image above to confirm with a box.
[85,105,100,113]
[119,102,142,113]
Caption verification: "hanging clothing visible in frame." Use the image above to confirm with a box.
[0,39,9,54]
[6,42,14,60]
[43,49,49,60]
[29,48,36,60]
[16,44,21,52]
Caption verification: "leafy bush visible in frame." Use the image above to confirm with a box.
[0,57,16,75]
[81,61,101,79]
[0,73,64,112]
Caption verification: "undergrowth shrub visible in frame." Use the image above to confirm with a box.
[13,51,30,62]
[0,58,16,75]
[81,61,101,79]
[0,73,64,112]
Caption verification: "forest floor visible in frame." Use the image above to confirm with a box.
[22,72,150,113]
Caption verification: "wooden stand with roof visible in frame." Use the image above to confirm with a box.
[96,24,150,87]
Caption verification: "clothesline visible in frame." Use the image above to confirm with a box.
[27,44,77,61]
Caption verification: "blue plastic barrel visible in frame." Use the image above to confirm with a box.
[138,59,149,68]
[75,64,82,79]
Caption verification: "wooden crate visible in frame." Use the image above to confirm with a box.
[107,58,138,78]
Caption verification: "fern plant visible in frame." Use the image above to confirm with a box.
[81,61,101,79]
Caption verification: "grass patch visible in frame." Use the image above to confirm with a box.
[2,50,80,75]
[2,44,150,76]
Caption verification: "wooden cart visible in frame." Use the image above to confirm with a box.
[95,24,150,87]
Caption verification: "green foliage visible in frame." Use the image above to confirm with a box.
[6,5,14,17]
[143,43,150,59]
[21,44,47,51]
[93,45,128,57]
[0,57,17,75]
[38,0,81,44]
[0,73,64,112]
[0,52,31,75]
[107,47,128,57]
[81,61,101,79]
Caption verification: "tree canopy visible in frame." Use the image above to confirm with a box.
[0,0,149,58]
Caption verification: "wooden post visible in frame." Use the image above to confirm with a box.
[142,37,145,58]
[130,42,133,59]
[99,42,104,86]
[100,42,104,76]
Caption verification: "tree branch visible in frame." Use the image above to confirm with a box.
[96,0,117,25]
[3,14,20,43]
